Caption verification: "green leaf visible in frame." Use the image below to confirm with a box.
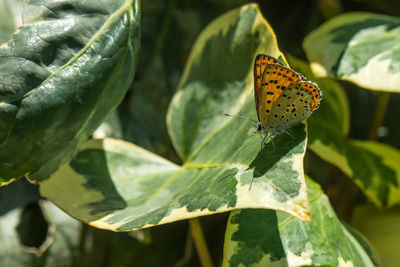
[15,202,51,255]
[0,201,81,266]
[0,178,40,215]
[289,55,400,208]
[40,202,83,265]
[40,3,313,231]
[40,134,309,231]
[303,12,400,92]
[346,141,400,207]
[312,135,400,209]
[40,138,180,230]
[166,3,311,219]
[352,204,400,267]
[0,209,37,266]
[0,0,141,184]
[2,199,189,267]
[223,178,377,267]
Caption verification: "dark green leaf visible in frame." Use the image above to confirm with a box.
[0,0,141,184]
[0,178,40,216]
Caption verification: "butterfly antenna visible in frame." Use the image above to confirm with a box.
[224,113,258,123]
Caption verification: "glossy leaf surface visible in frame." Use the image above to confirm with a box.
[0,0,141,184]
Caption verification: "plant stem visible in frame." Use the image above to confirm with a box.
[368,92,391,141]
[189,218,214,267]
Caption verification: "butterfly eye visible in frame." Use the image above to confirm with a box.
[256,123,263,132]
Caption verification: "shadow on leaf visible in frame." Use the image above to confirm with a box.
[249,124,306,180]
[70,149,127,216]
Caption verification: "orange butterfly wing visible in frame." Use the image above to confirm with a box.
[258,64,303,126]
[266,81,322,130]
[253,54,283,121]
[253,54,307,121]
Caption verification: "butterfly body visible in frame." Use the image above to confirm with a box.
[253,54,322,138]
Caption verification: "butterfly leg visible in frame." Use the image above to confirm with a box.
[257,132,264,149]
[260,133,270,150]
[270,136,276,153]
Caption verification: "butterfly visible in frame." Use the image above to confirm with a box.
[225,54,322,151]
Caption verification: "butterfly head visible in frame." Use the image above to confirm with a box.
[254,122,264,134]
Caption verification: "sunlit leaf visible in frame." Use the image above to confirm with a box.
[304,12,400,92]
[289,55,400,208]
[223,178,377,267]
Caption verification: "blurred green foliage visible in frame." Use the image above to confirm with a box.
[2,0,400,266]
